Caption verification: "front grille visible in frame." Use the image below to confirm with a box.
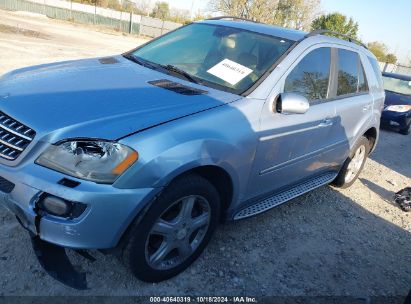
[0,111,36,161]
[0,176,15,193]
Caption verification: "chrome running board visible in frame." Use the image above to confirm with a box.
[234,172,337,220]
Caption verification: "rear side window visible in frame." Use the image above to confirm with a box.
[367,56,384,88]
[337,49,369,96]
[284,47,331,101]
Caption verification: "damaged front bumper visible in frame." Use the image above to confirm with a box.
[31,235,89,290]
[0,162,161,289]
[0,162,159,249]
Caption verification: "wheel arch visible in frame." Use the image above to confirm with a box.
[363,126,378,153]
[173,165,235,219]
[113,163,236,254]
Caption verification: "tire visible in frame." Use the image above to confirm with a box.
[122,173,220,282]
[332,136,370,189]
[399,125,410,135]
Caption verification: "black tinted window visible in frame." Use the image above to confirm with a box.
[337,49,369,95]
[284,47,331,101]
[337,49,359,95]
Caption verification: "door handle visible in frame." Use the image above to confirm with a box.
[318,118,333,127]
[363,104,372,111]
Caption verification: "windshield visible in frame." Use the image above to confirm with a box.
[383,76,411,96]
[127,23,293,95]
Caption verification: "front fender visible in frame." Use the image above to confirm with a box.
[113,98,260,210]
[118,138,241,190]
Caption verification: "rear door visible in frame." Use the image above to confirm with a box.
[327,48,373,163]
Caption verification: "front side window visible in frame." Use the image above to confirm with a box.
[284,47,331,101]
[337,49,369,95]
[126,23,293,95]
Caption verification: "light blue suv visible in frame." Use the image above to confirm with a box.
[0,17,384,287]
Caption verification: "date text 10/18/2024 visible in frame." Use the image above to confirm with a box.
[149,296,258,303]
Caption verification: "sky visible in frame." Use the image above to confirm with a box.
[155,0,410,65]
[321,0,411,64]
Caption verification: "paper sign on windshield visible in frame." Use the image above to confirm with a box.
[207,59,253,85]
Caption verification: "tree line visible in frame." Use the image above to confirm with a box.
[209,0,320,31]
[72,0,399,64]
[70,0,195,24]
[212,0,398,64]
[311,13,397,64]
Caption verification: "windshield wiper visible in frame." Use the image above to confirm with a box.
[124,54,199,84]
[123,54,158,70]
[159,64,199,84]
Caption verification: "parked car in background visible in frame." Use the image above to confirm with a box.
[0,17,384,287]
[381,72,411,135]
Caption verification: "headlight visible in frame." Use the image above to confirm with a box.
[36,140,138,184]
[385,105,411,112]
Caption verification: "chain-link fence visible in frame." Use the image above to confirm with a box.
[0,0,182,37]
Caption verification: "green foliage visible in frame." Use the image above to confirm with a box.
[311,13,358,39]
[367,42,387,61]
[385,53,397,64]
[71,0,94,5]
[107,0,121,11]
[167,8,191,23]
[151,2,170,19]
[192,13,212,22]
[368,41,397,64]
[72,0,107,7]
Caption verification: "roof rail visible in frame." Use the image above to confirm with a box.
[306,29,368,49]
[205,16,259,24]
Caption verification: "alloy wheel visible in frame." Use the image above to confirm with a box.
[345,144,366,183]
[145,195,211,270]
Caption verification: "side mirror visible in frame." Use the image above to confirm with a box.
[276,93,310,114]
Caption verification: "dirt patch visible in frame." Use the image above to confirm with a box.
[0,23,49,39]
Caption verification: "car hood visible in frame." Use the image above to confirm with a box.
[0,56,239,143]
[384,90,411,106]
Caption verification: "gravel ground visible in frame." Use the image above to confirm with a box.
[0,9,410,299]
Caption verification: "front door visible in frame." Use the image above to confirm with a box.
[246,46,338,201]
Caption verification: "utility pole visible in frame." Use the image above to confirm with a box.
[70,0,72,20]
[190,0,195,20]
[129,11,133,34]
[93,0,96,24]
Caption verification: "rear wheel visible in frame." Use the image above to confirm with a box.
[332,136,370,189]
[122,174,220,282]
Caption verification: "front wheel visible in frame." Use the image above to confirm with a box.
[332,136,370,189]
[122,174,220,282]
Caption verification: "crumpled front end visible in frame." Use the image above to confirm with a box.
[0,160,159,249]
